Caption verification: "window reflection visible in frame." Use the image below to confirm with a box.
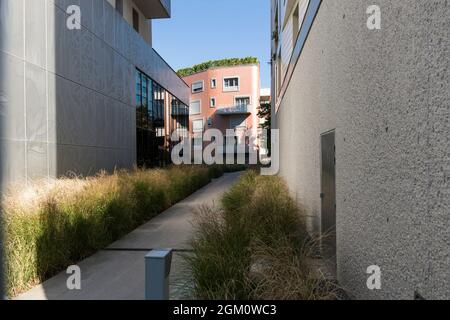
[168,94,189,157]
[135,69,189,167]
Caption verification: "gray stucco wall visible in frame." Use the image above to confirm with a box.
[276,0,448,299]
[0,0,188,185]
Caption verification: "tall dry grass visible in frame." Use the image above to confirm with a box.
[188,171,340,300]
[2,166,216,297]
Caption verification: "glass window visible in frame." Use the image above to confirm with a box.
[170,95,189,140]
[193,119,204,133]
[224,77,239,91]
[136,68,183,167]
[193,135,203,150]
[147,78,153,119]
[211,78,217,88]
[190,100,201,115]
[192,81,204,93]
[116,0,123,16]
[156,127,165,137]
[235,97,250,106]
[133,8,139,32]
[135,69,156,166]
[210,97,216,108]
[171,97,188,116]
[153,82,165,123]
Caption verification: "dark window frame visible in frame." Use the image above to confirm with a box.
[116,0,123,16]
[133,8,139,32]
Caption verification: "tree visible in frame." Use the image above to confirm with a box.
[258,102,271,155]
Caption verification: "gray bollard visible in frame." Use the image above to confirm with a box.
[145,249,173,300]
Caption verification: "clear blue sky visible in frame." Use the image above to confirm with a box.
[152,0,271,89]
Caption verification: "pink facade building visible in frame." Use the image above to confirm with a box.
[182,63,261,152]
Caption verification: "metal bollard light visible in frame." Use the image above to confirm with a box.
[145,249,173,300]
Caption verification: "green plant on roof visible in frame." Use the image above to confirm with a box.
[177,57,259,77]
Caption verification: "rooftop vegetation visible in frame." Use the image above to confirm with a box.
[177,57,259,77]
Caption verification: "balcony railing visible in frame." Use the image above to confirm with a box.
[216,104,252,115]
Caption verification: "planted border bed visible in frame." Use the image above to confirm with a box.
[188,171,340,300]
[2,165,235,297]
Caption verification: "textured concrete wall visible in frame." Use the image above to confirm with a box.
[0,5,5,290]
[0,0,188,184]
[276,0,448,299]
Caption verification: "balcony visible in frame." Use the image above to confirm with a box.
[216,104,253,115]
[134,0,171,19]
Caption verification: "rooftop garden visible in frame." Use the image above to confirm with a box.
[177,57,259,77]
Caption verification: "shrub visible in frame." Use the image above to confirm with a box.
[187,206,253,300]
[208,165,224,179]
[188,171,338,300]
[2,166,216,297]
[250,239,338,300]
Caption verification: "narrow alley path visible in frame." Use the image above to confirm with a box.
[16,172,243,300]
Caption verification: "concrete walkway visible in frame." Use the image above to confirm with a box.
[16,172,243,300]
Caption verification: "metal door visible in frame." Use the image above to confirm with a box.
[320,131,336,260]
